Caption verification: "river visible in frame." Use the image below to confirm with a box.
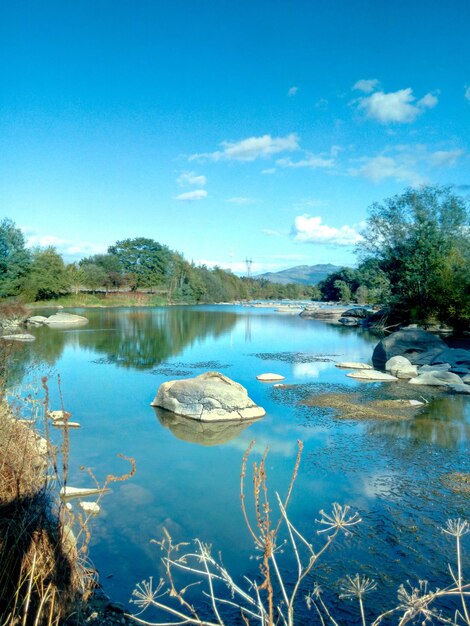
[10,305,470,622]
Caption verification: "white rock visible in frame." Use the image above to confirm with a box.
[346,370,398,382]
[256,373,286,381]
[52,420,80,428]
[336,362,373,370]
[48,410,71,421]
[1,333,35,342]
[408,371,463,386]
[385,356,418,378]
[448,384,470,395]
[152,371,265,421]
[79,501,101,514]
[462,374,470,384]
[60,486,109,500]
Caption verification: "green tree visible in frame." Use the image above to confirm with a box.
[358,186,470,325]
[81,263,107,290]
[24,247,70,300]
[0,218,31,297]
[108,238,172,289]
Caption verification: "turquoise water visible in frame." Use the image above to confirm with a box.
[11,306,470,621]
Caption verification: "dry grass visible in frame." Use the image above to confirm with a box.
[0,400,84,626]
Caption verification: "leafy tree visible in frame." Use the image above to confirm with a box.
[81,263,107,290]
[357,186,470,324]
[0,218,31,297]
[108,238,172,289]
[24,247,70,300]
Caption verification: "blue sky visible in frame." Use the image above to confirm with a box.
[1,0,469,274]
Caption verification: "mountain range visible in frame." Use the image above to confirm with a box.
[254,264,341,285]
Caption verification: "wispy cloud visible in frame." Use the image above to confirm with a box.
[292,215,363,246]
[174,189,207,201]
[226,196,257,205]
[261,167,276,175]
[189,133,300,162]
[277,153,335,169]
[177,171,207,186]
[349,155,425,186]
[25,232,107,258]
[357,87,438,123]
[288,86,298,96]
[465,86,470,102]
[353,78,380,93]
[348,145,464,185]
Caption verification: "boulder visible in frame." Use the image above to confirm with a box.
[336,362,373,370]
[463,374,470,384]
[151,371,265,422]
[27,315,48,326]
[256,373,285,381]
[372,329,447,369]
[384,356,418,379]
[420,363,451,372]
[43,312,88,328]
[448,384,470,395]
[346,370,398,382]
[342,307,374,319]
[431,348,470,371]
[1,333,35,342]
[338,317,359,326]
[408,371,463,386]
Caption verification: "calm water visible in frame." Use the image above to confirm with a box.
[11,306,470,621]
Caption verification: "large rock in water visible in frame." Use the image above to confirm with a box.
[42,312,89,328]
[372,329,447,369]
[151,372,266,422]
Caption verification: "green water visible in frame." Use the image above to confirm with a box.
[9,305,470,621]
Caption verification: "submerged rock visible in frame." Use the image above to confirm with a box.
[336,362,373,370]
[346,370,398,382]
[79,501,101,515]
[151,371,265,421]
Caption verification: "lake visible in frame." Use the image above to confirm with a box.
[10,305,470,622]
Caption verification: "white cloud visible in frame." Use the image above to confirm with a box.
[25,233,107,258]
[288,86,298,96]
[353,78,380,93]
[261,168,276,175]
[349,145,464,185]
[349,155,425,186]
[277,153,335,169]
[465,86,470,102]
[428,149,464,168]
[174,189,207,201]
[226,197,256,205]
[262,228,286,237]
[292,215,363,246]
[177,171,207,186]
[189,133,300,162]
[358,88,438,123]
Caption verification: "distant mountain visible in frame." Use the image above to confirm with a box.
[254,264,341,285]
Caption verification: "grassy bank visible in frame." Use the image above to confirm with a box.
[27,292,169,308]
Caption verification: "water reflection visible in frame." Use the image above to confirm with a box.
[13,308,238,379]
[366,396,470,449]
[153,407,261,446]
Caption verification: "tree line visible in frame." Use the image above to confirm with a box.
[0,224,316,304]
[1,186,468,326]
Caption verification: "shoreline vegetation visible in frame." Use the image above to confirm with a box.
[1,186,469,330]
